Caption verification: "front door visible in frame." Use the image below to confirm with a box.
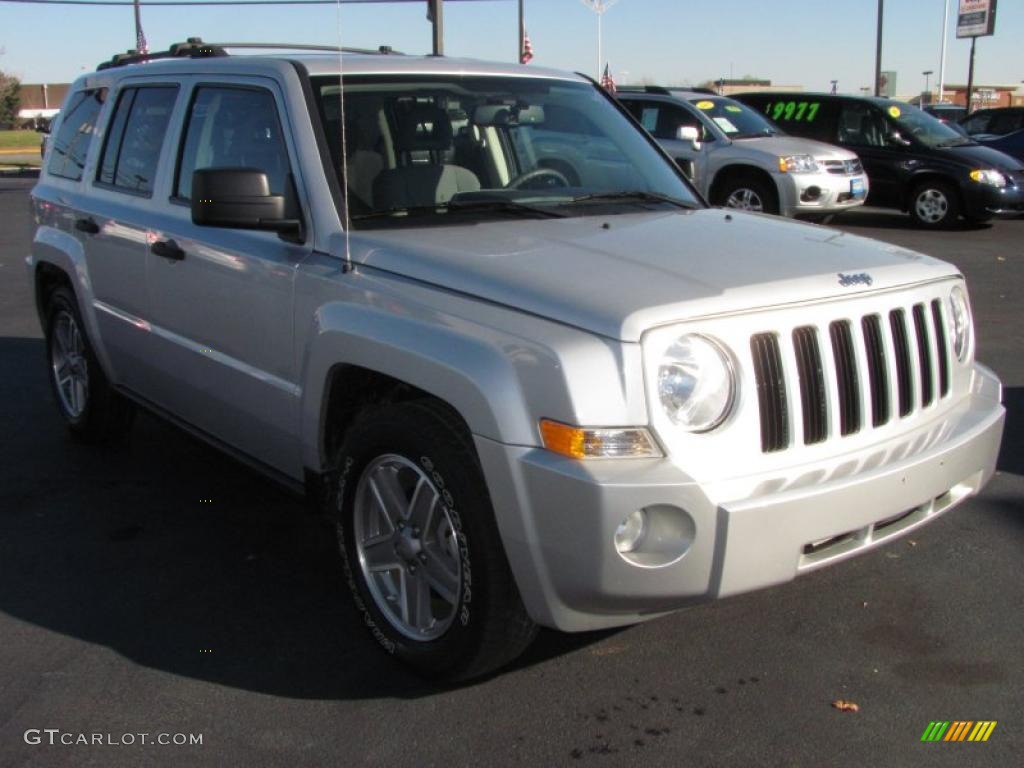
[143,80,310,476]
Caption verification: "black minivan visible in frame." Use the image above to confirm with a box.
[734,92,1024,228]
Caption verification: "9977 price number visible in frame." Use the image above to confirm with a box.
[764,101,820,122]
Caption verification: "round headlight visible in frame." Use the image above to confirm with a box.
[658,334,735,432]
[948,285,971,362]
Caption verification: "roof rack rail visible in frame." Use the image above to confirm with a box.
[616,85,673,95]
[688,87,719,95]
[97,38,227,70]
[210,42,403,56]
[96,38,401,71]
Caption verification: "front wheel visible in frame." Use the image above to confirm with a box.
[330,400,536,681]
[714,175,779,215]
[909,180,960,228]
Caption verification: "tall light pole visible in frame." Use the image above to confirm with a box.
[580,0,618,79]
[938,0,950,101]
[874,0,884,96]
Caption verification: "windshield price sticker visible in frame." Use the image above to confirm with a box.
[889,106,901,118]
[725,105,742,113]
[696,100,715,110]
[764,101,821,123]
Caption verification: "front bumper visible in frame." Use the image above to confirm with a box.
[476,364,1003,632]
[962,180,1024,218]
[778,170,868,217]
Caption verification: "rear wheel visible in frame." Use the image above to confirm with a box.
[45,286,135,442]
[909,180,960,228]
[330,400,536,681]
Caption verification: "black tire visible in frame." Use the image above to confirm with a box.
[329,399,536,681]
[713,173,779,215]
[44,286,136,442]
[909,180,960,229]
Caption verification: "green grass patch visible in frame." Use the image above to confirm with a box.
[0,130,43,150]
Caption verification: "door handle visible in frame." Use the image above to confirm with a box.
[75,217,100,234]
[151,239,186,261]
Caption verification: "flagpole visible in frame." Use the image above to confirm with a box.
[518,0,524,63]
[133,0,143,52]
[938,0,950,101]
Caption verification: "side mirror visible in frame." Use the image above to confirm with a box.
[191,168,302,240]
[677,125,702,149]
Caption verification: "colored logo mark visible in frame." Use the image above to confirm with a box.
[921,721,997,742]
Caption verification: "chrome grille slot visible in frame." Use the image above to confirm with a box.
[931,299,950,396]
[912,303,934,407]
[861,314,890,427]
[829,320,861,436]
[889,309,914,417]
[793,326,827,445]
[751,333,789,453]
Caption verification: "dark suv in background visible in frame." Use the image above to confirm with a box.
[734,92,1024,228]
[960,107,1024,163]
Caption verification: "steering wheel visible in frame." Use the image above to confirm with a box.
[506,167,571,190]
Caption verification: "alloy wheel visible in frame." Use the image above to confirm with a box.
[353,454,462,641]
[50,311,89,419]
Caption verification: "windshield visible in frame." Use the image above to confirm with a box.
[312,75,700,226]
[886,102,973,148]
[687,97,779,139]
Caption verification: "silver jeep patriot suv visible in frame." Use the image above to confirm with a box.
[28,40,1005,680]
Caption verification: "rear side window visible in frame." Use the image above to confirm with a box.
[47,89,107,181]
[175,86,291,201]
[96,86,179,195]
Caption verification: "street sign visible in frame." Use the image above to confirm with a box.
[956,0,997,38]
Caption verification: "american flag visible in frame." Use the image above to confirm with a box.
[520,32,534,64]
[601,63,616,94]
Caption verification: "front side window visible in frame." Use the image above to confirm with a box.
[313,75,700,227]
[838,103,887,147]
[686,97,776,139]
[176,86,292,201]
[96,86,179,194]
[884,102,972,148]
[47,89,106,181]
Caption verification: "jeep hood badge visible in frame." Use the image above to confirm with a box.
[838,272,873,287]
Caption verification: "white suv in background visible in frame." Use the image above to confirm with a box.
[619,88,868,218]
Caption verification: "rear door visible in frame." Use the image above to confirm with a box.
[142,78,311,475]
[78,81,181,388]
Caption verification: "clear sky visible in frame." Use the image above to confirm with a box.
[2,0,1022,96]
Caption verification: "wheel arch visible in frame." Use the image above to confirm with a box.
[709,164,780,206]
[903,172,964,214]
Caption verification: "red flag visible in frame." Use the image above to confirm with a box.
[520,32,534,64]
[601,63,616,94]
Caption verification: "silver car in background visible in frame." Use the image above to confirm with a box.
[619,88,868,218]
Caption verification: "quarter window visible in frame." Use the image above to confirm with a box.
[96,86,179,194]
[175,86,291,201]
[47,89,107,181]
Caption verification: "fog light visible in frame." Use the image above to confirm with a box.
[614,509,647,553]
[800,186,822,202]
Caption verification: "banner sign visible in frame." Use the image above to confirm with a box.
[956,0,997,38]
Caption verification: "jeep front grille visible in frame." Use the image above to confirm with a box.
[751,299,952,453]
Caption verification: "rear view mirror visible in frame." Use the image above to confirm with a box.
[191,168,301,240]
[677,125,702,149]
[473,104,545,126]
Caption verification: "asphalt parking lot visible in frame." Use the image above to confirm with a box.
[0,171,1021,767]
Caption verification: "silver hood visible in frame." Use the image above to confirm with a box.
[352,209,959,342]
[733,134,860,160]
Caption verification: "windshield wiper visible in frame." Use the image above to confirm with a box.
[351,199,567,222]
[567,191,697,210]
[446,198,568,218]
